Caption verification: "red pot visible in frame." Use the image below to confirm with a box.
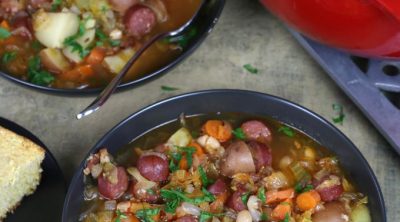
[261,0,400,59]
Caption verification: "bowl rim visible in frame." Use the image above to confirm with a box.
[0,0,225,95]
[62,89,386,221]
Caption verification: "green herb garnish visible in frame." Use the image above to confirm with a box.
[199,166,214,187]
[31,40,42,51]
[281,213,290,222]
[27,56,55,86]
[63,19,90,58]
[115,210,128,222]
[161,85,180,91]
[176,146,196,168]
[332,103,345,125]
[232,127,246,140]
[241,192,250,205]
[257,187,266,203]
[146,189,156,195]
[294,182,314,193]
[261,212,269,221]
[109,39,121,47]
[243,64,258,74]
[0,27,11,39]
[199,211,224,222]
[161,188,215,213]
[168,151,182,172]
[51,0,62,11]
[2,52,16,64]
[278,126,294,137]
[135,208,160,222]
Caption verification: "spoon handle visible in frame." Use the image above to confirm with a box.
[76,32,167,119]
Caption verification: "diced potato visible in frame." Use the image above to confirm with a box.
[167,128,192,147]
[63,29,96,63]
[33,10,79,48]
[351,204,371,222]
[39,48,71,73]
[103,48,136,74]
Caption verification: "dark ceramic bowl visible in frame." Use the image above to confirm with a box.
[62,89,386,222]
[0,0,225,95]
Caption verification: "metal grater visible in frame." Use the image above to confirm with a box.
[289,30,400,154]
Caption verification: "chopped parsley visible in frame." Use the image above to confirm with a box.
[63,19,90,58]
[146,189,156,195]
[261,212,269,221]
[241,192,250,205]
[168,151,182,172]
[109,39,121,47]
[278,126,294,137]
[51,0,62,12]
[161,85,180,91]
[115,210,127,222]
[0,27,11,39]
[135,208,160,222]
[199,166,214,187]
[176,146,196,168]
[294,182,314,193]
[2,52,17,64]
[199,211,224,222]
[281,213,290,222]
[27,56,54,86]
[257,187,266,203]
[243,64,258,74]
[232,127,246,140]
[332,103,345,125]
[31,40,42,51]
[160,188,215,213]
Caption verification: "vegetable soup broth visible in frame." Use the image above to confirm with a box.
[81,113,369,222]
[0,0,201,89]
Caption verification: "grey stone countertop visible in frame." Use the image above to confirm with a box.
[0,0,399,220]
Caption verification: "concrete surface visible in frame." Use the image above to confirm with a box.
[0,0,399,220]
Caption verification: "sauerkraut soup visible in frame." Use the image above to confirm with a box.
[80,114,371,222]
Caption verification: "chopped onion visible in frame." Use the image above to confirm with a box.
[104,200,117,211]
[246,196,261,222]
[181,202,201,216]
[263,171,289,190]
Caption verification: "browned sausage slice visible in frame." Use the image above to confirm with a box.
[241,120,272,143]
[220,141,256,177]
[312,201,348,222]
[124,5,157,39]
[137,154,169,182]
[207,179,227,195]
[313,175,344,202]
[227,188,247,212]
[247,141,272,171]
[98,167,129,200]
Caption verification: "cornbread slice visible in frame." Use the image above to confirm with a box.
[0,126,45,220]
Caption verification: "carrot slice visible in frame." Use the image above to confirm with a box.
[179,155,188,170]
[189,141,205,157]
[1,20,10,30]
[272,200,292,220]
[202,120,232,142]
[296,190,321,211]
[86,47,105,65]
[77,64,94,77]
[266,188,295,204]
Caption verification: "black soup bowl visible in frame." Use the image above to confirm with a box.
[0,0,225,94]
[62,89,386,221]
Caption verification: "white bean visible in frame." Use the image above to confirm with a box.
[236,210,252,222]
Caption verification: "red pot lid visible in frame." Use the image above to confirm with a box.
[371,0,400,22]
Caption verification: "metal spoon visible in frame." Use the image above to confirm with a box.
[77,0,212,119]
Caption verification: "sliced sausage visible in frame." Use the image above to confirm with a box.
[175,215,198,222]
[124,5,157,39]
[137,154,169,182]
[313,175,344,202]
[141,0,168,22]
[227,188,247,212]
[247,141,272,171]
[312,201,348,222]
[109,0,139,14]
[241,120,272,143]
[1,0,26,14]
[98,167,129,200]
[207,179,227,195]
[10,11,33,39]
[220,141,256,177]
